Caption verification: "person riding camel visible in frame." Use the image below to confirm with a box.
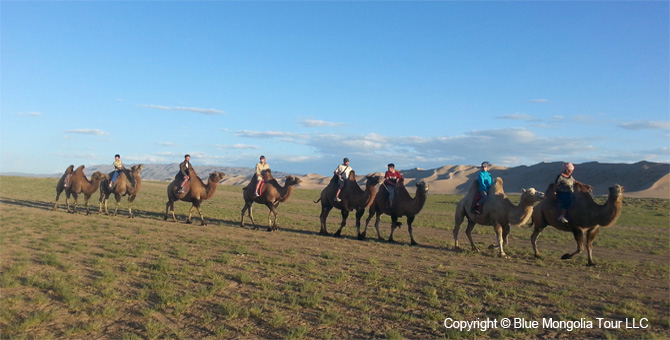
[555,162,591,223]
[473,161,492,214]
[177,154,192,194]
[254,155,270,197]
[384,163,403,208]
[109,154,133,188]
[334,157,352,202]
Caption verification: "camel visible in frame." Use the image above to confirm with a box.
[314,171,384,236]
[240,169,302,231]
[453,177,545,257]
[530,183,624,266]
[361,180,429,245]
[55,165,108,215]
[53,164,75,211]
[164,168,225,226]
[98,164,144,217]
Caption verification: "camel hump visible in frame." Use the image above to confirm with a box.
[75,165,85,173]
[491,177,505,195]
[347,170,356,181]
[467,179,480,197]
[65,165,75,174]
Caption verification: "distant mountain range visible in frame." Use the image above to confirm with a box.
[3,161,668,199]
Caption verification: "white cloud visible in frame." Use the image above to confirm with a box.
[157,142,176,147]
[301,119,345,127]
[140,104,226,115]
[65,129,109,135]
[216,144,260,150]
[497,113,535,121]
[618,120,670,130]
[14,112,43,117]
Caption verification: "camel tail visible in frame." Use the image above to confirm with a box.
[314,198,321,204]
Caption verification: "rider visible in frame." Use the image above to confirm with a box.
[334,157,352,202]
[177,154,192,194]
[109,154,126,188]
[474,161,493,214]
[254,155,270,197]
[555,162,590,223]
[384,163,403,208]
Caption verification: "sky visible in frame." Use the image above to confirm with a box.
[1,1,668,176]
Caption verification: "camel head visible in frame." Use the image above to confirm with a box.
[521,187,545,202]
[609,184,624,200]
[90,171,109,182]
[365,173,385,187]
[285,175,302,186]
[131,164,144,173]
[415,180,429,194]
[209,171,226,183]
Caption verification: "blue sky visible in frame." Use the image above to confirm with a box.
[1,1,668,176]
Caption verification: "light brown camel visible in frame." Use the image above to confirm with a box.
[361,180,429,245]
[164,167,225,226]
[530,183,624,266]
[240,169,302,231]
[98,164,144,217]
[453,177,545,257]
[314,171,384,236]
[56,165,109,215]
[53,164,75,211]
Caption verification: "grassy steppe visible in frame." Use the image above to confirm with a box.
[1,176,668,339]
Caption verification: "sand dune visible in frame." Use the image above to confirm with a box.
[292,161,669,199]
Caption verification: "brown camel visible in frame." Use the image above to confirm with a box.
[361,180,429,245]
[164,167,225,226]
[98,164,144,217]
[453,177,545,257]
[56,165,109,215]
[314,171,384,236]
[53,164,75,211]
[530,183,624,266]
[240,169,302,231]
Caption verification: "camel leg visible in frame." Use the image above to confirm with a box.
[186,205,195,224]
[562,228,585,260]
[464,220,479,252]
[128,195,136,218]
[354,209,365,239]
[54,190,62,211]
[113,193,121,216]
[530,218,547,258]
[489,224,511,249]
[333,209,349,237]
[360,208,376,240]
[585,227,601,266]
[407,215,418,246]
[453,206,466,249]
[492,223,508,258]
[240,202,249,228]
[194,201,206,226]
[388,215,399,243]
[84,195,92,215]
[266,202,278,231]
[319,205,332,236]
[71,193,79,214]
[248,204,259,230]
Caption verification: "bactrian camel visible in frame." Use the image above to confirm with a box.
[362,180,429,245]
[55,165,108,215]
[99,164,144,218]
[164,167,225,226]
[314,171,384,237]
[531,183,624,266]
[53,164,75,211]
[453,177,545,257]
[241,169,302,231]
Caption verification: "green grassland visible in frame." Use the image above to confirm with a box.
[1,176,668,339]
